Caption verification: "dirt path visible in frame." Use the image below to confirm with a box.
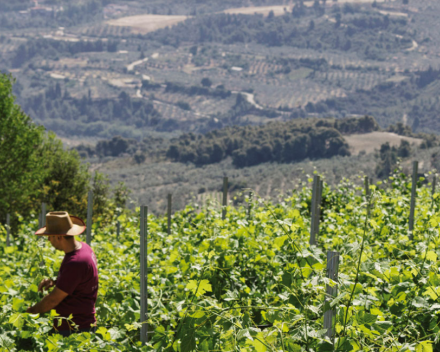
[126,57,149,72]
[232,91,264,109]
[406,40,419,52]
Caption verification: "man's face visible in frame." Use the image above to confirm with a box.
[48,235,63,250]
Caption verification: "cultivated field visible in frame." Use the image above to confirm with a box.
[107,14,188,34]
[345,132,423,155]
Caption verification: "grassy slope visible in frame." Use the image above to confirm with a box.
[94,142,437,215]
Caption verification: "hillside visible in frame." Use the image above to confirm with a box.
[1,0,440,140]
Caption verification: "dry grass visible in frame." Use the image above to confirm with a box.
[345,132,423,155]
[223,0,396,16]
[223,6,292,16]
[107,14,188,34]
[107,0,396,34]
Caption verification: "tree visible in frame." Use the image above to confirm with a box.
[0,73,118,227]
[41,133,90,218]
[0,74,46,218]
[201,78,213,87]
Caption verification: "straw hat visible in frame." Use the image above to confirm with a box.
[35,211,86,236]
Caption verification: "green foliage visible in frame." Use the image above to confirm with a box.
[0,74,47,219]
[147,10,412,59]
[307,67,440,134]
[21,88,162,138]
[165,82,232,99]
[0,73,127,226]
[40,134,90,218]
[2,169,440,350]
[167,116,381,167]
[12,38,120,68]
[375,140,413,178]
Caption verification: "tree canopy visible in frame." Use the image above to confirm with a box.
[0,73,125,227]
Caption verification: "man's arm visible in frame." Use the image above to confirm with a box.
[38,278,56,292]
[27,287,68,314]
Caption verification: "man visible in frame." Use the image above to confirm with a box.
[27,211,99,337]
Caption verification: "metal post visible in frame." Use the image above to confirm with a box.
[409,161,418,240]
[247,191,253,221]
[116,218,121,239]
[309,175,320,246]
[140,206,148,345]
[167,194,172,235]
[324,251,340,342]
[6,214,10,247]
[86,191,93,245]
[432,175,437,202]
[222,177,228,220]
[364,176,371,215]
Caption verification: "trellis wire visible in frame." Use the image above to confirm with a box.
[409,161,418,240]
[140,205,148,345]
[86,191,93,245]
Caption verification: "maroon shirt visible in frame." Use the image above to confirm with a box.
[54,242,99,330]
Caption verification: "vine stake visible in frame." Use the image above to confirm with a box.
[140,205,148,344]
[324,251,339,344]
[86,191,93,245]
[309,175,321,246]
[409,161,418,240]
[222,177,228,220]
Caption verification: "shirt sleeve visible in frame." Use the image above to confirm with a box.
[56,262,84,295]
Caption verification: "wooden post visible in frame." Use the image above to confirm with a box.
[247,191,253,221]
[324,251,340,343]
[432,175,437,204]
[167,194,172,235]
[314,180,323,236]
[364,176,370,198]
[309,175,320,246]
[222,177,228,220]
[86,191,93,245]
[39,202,47,229]
[409,161,418,240]
[140,206,148,345]
[116,216,121,239]
[39,203,47,267]
[6,214,10,247]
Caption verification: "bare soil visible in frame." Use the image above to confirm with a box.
[345,132,423,155]
[107,14,188,34]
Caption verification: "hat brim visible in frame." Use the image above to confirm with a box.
[35,216,86,236]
